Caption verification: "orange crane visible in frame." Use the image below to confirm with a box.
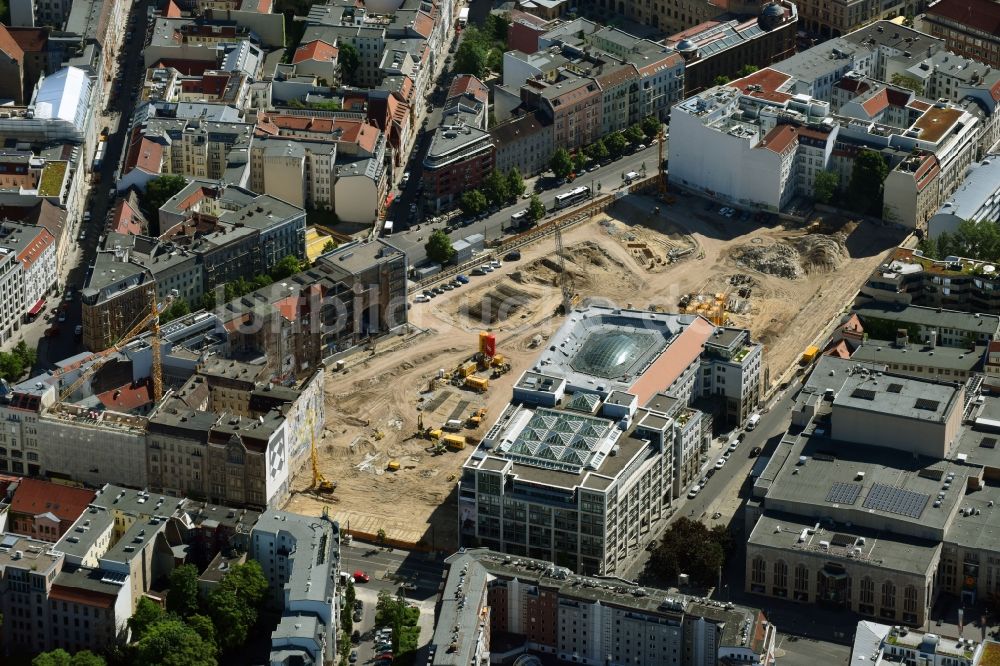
[55,293,166,406]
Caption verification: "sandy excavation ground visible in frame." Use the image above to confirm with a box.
[284,195,902,548]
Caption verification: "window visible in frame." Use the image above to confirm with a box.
[903,585,918,614]
[881,580,896,610]
[751,556,766,586]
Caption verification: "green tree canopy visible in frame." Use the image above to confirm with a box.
[32,650,106,666]
[322,239,337,253]
[0,341,37,382]
[623,123,645,145]
[459,189,487,217]
[640,116,662,140]
[648,517,728,586]
[528,195,546,222]
[506,167,525,198]
[270,254,305,280]
[586,139,609,162]
[737,64,759,77]
[813,170,840,205]
[890,72,924,94]
[131,619,218,666]
[714,75,731,85]
[847,148,889,216]
[550,148,573,179]
[605,132,628,157]
[187,614,218,655]
[207,587,251,652]
[919,218,1000,262]
[144,174,188,215]
[485,13,510,42]
[128,597,165,642]
[161,298,191,324]
[454,38,488,79]
[166,564,200,618]
[572,151,587,173]
[338,43,360,85]
[425,229,456,265]
[481,169,510,206]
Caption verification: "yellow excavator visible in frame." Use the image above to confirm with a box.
[308,409,336,493]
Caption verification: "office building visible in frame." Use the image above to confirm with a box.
[430,548,777,666]
[917,0,1000,69]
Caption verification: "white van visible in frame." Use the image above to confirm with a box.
[746,413,761,430]
[624,171,640,183]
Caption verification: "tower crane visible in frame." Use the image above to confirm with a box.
[54,292,167,408]
[308,409,336,494]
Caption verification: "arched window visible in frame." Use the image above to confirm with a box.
[751,556,766,585]
[882,580,896,610]
[903,585,918,613]
[794,564,810,593]
[773,560,788,589]
[860,577,874,604]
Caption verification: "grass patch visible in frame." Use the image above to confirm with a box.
[38,161,67,197]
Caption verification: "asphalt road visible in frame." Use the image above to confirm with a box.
[31,0,151,370]
[388,142,666,267]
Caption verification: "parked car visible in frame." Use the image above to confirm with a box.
[714,459,725,469]
[480,264,493,273]
[441,282,454,291]
[353,610,362,623]
[354,600,363,611]
[489,260,501,269]
[504,250,521,262]
[57,311,66,323]
[351,630,361,643]
[414,294,430,303]
[687,485,701,499]
[749,446,763,457]
[349,650,358,663]
[728,441,739,452]
[470,267,486,276]
[637,143,647,150]
[455,274,469,284]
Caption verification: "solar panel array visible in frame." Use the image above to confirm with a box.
[825,482,862,505]
[862,483,929,518]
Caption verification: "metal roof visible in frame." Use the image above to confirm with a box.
[34,67,91,132]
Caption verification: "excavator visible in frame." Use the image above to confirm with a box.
[308,409,336,494]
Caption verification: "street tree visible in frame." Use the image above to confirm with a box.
[586,139,609,162]
[604,132,628,157]
[481,169,510,206]
[528,195,546,222]
[166,565,200,618]
[623,123,645,145]
[640,116,661,140]
[424,229,456,265]
[270,254,304,280]
[648,517,728,586]
[550,148,573,179]
[459,189,487,217]
[572,151,587,174]
[506,167,525,199]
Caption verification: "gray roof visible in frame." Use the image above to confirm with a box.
[749,512,941,576]
[82,251,152,301]
[253,510,338,605]
[318,238,404,277]
[833,372,959,424]
[56,505,115,559]
[931,154,1000,223]
[853,302,1000,337]
[850,339,985,372]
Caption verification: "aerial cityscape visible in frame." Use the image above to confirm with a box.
[0,0,999,664]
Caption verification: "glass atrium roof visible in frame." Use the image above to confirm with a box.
[570,331,658,380]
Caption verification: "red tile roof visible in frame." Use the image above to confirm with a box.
[152,59,214,75]
[49,585,116,609]
[7,27,47,54]
[165,0,182,17]
[926,0,1000,38]
[9,478,95,521]
[97,380,154,412]
[411,11,434,38]
[909,99,932,111]
[16,227,54,271]
[448,74,489,104]
[758,124,799,154]
[630,317,715,405]
[125,137,164,176]
[109,198,147,235]
[835,78,871,94]
[991,80,1000,103]
[265,114,380,153]
[293,40,339,64]
[729,67,793,103]
[0,24,24,62]
[861,89,889,116]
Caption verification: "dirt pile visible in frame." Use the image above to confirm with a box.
[464,282,536,323]
[511,240,637,291]
[794,233,848,272]
[734,242,803,279]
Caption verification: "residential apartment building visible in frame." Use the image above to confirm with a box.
[6,479,94,542]
[422,107,494,211]
[928,155,1000,239]
[460,307,762,575]
[251,509,340,666]
[0,247,25,344]
[80,250,156,352]
[588,0,758,35]
[698,326,764,426]
[490,111,553,177]
[0,24,26,105]
[667,2,798,96]
[0,221,57,318]
[852,302,1000,347]
[430,548,777,666]
[918,0,1000,69]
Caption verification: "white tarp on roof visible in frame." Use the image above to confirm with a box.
[34,67,91,131]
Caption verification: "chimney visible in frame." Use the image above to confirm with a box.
[896,328,908,348]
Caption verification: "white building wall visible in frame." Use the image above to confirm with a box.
[0,251,24,343]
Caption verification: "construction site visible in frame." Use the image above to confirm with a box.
[285,193,903,550]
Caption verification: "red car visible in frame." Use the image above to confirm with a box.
[353,570,369,583]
